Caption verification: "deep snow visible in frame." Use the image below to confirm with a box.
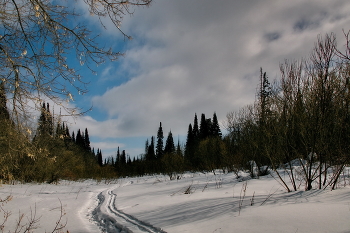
[0,170,349,233]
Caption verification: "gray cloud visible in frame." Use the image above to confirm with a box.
[77,0,350,156]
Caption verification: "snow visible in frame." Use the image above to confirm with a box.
[0,170,349,233]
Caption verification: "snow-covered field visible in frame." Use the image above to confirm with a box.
[0,170,349,233]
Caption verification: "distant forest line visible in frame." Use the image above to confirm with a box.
[1,33,349,191]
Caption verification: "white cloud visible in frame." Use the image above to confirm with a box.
[74,0,350,156]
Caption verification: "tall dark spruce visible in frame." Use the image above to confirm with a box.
[156,122,164,159]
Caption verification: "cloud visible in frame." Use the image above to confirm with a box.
[74,0,350,157]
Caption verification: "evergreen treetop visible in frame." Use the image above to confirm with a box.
[164,130,175,155]
[156,122,164,159]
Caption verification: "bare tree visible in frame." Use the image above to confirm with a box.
[225,32,350,192]
[0,0,152,129]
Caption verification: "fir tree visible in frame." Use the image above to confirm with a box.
[156,122,164,159]
[37,103,46,136]
[176,139,182,157]
[97,148,103,166]
[72,131,75,143]
[206,118,212,136]
[75,129,84,148]
[121,150,126,165]
[116,146,120,165]
[84,128,91,152]
[193,113,199,141]
[145,139,149,155]
[64,123,71,140]
[164,130,175,155]
[147,136,156,161]
[199,113,209,139]
[55,121,62,138]
[211,112,222,138]
[185,124,194,165]
[46,103,54,136]
[259,68,272,125]
[36,102,54,139]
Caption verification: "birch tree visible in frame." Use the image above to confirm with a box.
[0,0,152,128]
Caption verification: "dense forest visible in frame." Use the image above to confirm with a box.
[0,33,349,192]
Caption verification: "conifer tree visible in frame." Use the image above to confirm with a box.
[164,131,175,155]
[206,118,212,136]
[97,148,103,166]
[75,129,84,148]
[147,136,156,161]
[211,112,222,138]
[37,103,47,137]
[259,68,272,126]
[121,150,127,165]
[46,103,54,136]
[176,139,182,157]
[36,102,54,140]
[193,113,199,141]
[185,124,194,165]
[55,121,62,139]
[199,113,209,139]
[72,131,76,143]
[156,122,164,159]
[84,128,91,152]
[64,123,71,140]
[116,146,121,165]
[145,139,149,155]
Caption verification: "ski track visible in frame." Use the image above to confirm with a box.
[92,188,166,233]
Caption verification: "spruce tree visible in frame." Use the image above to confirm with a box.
[75,129,84,148]
[147,136,156,161]
[36,102,54,140]
[199,113,209,139]
[84,128,91,152]
[46,103,54,136]
[185,124,194,165]
[193,113,199,141]
[37,103,47,137]
[55,121,62,139]
[72,131,75,143]
[176,139,182,157]
[64,123,71,140]
[206,118,212,136]
[121,150,126,165]
[164,131,175,155]
[156,122,164,159]
[97,148,103,166]
[211,112,222,137]
[116,146,121,165]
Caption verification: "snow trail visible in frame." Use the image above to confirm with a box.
[92,188,166,233]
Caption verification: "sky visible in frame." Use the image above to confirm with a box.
[66,0,350,159]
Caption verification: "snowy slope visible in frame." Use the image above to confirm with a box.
[0,171,349,233]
